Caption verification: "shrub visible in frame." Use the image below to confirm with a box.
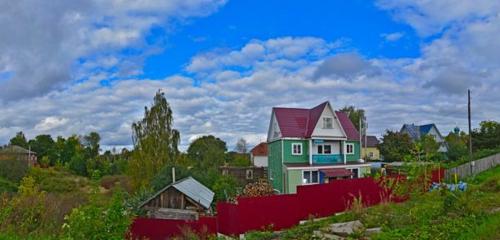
[0,158,29,183]
[63,191,132,240]
[0,177,18,193]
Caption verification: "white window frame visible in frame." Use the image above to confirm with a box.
[323,117,333,129]
[346,143,355,155]
[302,170,319,184]
[246,169,254,180]
[316,144,332,155]
[292,143,303,155]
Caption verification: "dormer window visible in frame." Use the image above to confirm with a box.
[323,117,333,129]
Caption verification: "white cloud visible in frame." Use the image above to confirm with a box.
[381,32,404,42]
[0,0,226,101]
[34,117,69,132]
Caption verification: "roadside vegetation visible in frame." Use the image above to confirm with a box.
[246,166,500,240]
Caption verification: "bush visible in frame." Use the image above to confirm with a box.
[63,191,132,240]
[0,158,29,183]
[0,177,18,193]
[100,175,133,193]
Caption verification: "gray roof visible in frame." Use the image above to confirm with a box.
[140,176,214,209]
[0,145,36,155]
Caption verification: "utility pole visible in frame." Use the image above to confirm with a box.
[468,89,473,175]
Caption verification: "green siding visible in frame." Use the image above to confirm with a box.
[283,140,309,163]
[268,140,283,192]
[286,169,303,194]
[346,141,361,162]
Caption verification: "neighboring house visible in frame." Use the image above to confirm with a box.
[139,177,214,220]
[400,123,448,152]
[0,145,37,167]
[250,142,268,167]
[267,101,371,194]
[361,136,380,160]
[220,166,267,186]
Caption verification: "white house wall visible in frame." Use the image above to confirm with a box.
[267,112,282,142]
[311,104,346,138]
[252,156,268,167]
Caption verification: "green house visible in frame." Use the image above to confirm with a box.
[267,101,371,194]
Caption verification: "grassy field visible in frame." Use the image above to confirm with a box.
[246,166,500,240]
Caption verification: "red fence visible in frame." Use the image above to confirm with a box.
[216,177,389,236]
[129,216,217,240]
[130,172,445,239]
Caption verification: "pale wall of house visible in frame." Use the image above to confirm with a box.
[311,105,345,138]
[362,147,380,160]
[267,113,282,142]
[286,169,303,194]
[312,141,341,154]
[252,156,268,167]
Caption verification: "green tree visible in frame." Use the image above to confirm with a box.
[379,130,414,162]
[129,90,180,189]
[187,135,227,170]
[472,121,500,150]
[419,135,440,161]
[9,131,28,148]
[339,106,365,131]
[83,132,101,159]
[28,134,56,165]
[235,138,248,153]
[445,132,468,161]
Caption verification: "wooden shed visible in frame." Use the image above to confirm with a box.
[139,176,214,220]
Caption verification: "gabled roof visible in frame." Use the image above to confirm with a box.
[250,142,268,156]
[0,145,36,155]
[272,102,359,140]
[335,111,360,140]
[401,123,443,141]
[362,136,379,147]
[140,176,214,209]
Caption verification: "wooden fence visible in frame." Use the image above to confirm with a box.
[445,153,500,181]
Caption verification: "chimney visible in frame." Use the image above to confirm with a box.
[172,167,176,183]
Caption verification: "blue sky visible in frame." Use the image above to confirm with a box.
[1,0,500,150]
[143,0,420,79]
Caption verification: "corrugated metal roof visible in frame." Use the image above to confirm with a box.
[139,176,214,209]
[172,177,214,209]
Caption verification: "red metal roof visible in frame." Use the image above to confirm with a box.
[273,101,359,140]
[320,168,353,177]
[250,142,268,156]
[335,111,360,141]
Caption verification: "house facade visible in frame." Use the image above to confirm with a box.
[361,136,380,160]
[267,101,371,194]
[250,142,268,167]
[400,123,448,152]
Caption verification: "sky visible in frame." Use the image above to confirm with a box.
[1,0,500,151]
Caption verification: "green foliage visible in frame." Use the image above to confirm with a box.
[9,132,28,149]
[28,168,87,193]
[187,135,227,170]
[150,164,190,192]
[226,152,251,167]
[472,120,500,150]
[82,132,101,159]
[339,105,365,131]
[445,131,468,161]
[0,177,18,193]
[379,130,414,162]
[0,158,29,183]
[129,90,180,189]
[63,191,132,240]
[211,175,239,202]
[28,135,56,165]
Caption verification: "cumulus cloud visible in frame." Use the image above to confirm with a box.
[35,117,69,132]
[313,52,380,79]
[0,0,226,101]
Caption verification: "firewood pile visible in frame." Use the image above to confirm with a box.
[241,179,274,197]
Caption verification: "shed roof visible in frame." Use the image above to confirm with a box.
[0,145,36,155]
[140,176,214,209]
